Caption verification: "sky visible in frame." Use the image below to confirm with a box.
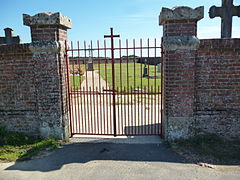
[0,0,240,44]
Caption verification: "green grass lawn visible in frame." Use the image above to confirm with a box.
[70,76,84,91]
[97,63,161,93]
[0,127,60,162]
[70,63,161,93]
[69,64,85,91]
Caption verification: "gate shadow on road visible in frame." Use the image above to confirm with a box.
[5,140,185,172]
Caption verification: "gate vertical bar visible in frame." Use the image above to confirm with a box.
[160,37,164,138]
[154,38,157,135]
[140,39,143,135]
[104,28,120,136]
[147,39,150,134]
[77,41,82,133]
[119,40,123,135]
[71,41,77,133]
[104,40,108,134]
[65,40,73,137]
[110,28,117,136]
[133,39,136,135]
[97,41,102,134]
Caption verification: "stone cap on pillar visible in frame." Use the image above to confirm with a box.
[23,12,72,29]
[159,6,204,25]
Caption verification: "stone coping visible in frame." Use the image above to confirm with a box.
[23,12,72,29]
[159,6,204,25]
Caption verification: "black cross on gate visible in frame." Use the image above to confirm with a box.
[209,0,240,38]
[104,27,120,49]
[104,28,120,137]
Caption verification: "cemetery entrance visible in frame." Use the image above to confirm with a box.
[65,28,162,137]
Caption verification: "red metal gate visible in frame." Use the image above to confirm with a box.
[65,28,162,137]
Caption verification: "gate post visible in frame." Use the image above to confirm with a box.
[23,12,72,139]
[159,7,204,140]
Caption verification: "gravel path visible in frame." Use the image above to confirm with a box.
[80,70,109,91]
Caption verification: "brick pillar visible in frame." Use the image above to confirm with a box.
[159,6,204,140]
[23,12,72,139]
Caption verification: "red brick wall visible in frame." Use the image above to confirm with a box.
[0,44,39,134]
[0,42,69,137]
[196,39,240,138]
[0,12,70,138]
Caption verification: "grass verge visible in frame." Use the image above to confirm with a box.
[0,127,60,162]
[171,134,240,165]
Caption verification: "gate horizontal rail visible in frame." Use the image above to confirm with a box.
[67,46,161,52]
[70,91,161,95]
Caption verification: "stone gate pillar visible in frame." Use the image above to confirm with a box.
[23,12,72,139]
[159,7,204,140]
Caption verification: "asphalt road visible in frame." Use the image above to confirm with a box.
[0,138,239,180]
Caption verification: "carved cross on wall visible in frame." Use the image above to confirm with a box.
[209,0,240,38]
